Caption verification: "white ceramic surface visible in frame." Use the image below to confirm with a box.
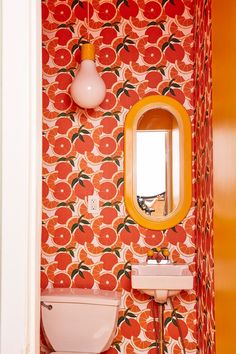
[41,288,121,354]
[131,263,193,303]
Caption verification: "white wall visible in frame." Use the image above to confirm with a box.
[0,1,41,353]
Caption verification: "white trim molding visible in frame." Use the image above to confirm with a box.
[0,1,42,353]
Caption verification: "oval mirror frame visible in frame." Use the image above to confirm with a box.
[124,95,192,230]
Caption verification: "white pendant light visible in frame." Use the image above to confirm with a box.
[70,1,106,109]
[71,43,106,109]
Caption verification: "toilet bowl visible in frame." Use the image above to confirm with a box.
[41,288,121,354]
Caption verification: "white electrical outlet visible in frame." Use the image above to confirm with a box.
[88,195,99,214]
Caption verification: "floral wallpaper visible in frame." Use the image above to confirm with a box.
[41,0,214,353]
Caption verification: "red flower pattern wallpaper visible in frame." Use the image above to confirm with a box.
[41,0,214,353]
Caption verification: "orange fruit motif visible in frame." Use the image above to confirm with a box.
[53,227,71,246]
[138,309,151,331]
[99,273,117,290]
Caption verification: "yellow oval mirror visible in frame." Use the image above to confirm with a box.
[124,95,192,230]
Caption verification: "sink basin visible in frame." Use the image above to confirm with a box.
[131,263,193,303]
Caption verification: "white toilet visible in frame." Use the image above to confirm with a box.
[41,288,121,354]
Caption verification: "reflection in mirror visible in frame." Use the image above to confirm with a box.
[136,109,179,218]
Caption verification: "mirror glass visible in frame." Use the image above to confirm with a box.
[124,95,192,230]
[136,109,179,218]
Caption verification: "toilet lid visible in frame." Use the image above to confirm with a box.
[41,288,121,306]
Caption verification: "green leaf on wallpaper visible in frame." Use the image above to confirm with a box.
[78,224,84,232]
[69,204,75,212]
[57,202,67,207]
[78,179,84,187]
[172,83,181,88]
[58,24,67,28]
[103,112,112,116]
[126,84,135,90]
[149,343,157,348]
[80,265,90,271]
[102,157,113,161]
[147,21,157,26]
[160,23,165,31]
[102,22,112,28]
[116,0,124,8]
[71,269,79,279]
[117,316,125,326]
[69,159,75,167]
[81,174,89,179]
[172,318,178,327]
[57,247,67,253]
[117,269,124,280]
[175,313,184,319]
[57,157,67,162]
[126,39,134,45]
[69,69,75,77]
[117,177,124,187]
[69,250,75,257]
[80,219,89,225]
[103,247,112,253]
[161,42,169,52]
[71,223,78,233]
[124,89,129,97]
[172,38,181,43]
[116,88,123,98]
[71,43,79,54]
[102,67,112,72]
[71,177,79,188]
[58,68,67,73]
[162,87,169,95]
[78,270,85,279]
[147,66,157,71]
[114,68,120,76]
[58,112,67,116]
[123,44,129,52]
[124,225,131,232]
[164,317,172,327]
[114,342,121,352]
[114,203,120,212]
[126,219,135,225]
[71,133,78,142]
[124,317,130,325]
[80,129,90,134]
[117,223,124,233]
[69,25,75,33]
[114,249,121,257]
[114,111,120,121]
[103,202,112,206]
[169,88,175,96]
[114,159,120,166]
[169,43,175,51]
[159,66,166,75]
[114,24,120,32]
[71,0,79,9]
[126,312,136,318]
[116,43,123,53]
[78,134,84,142]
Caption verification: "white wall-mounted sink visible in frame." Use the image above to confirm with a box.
[131,263,193,303]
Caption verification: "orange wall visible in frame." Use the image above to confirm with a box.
[212,1,236,352]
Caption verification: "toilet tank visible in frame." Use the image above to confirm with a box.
[41,288,121,353]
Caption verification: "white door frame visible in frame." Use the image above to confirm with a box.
[0,1,41,353]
